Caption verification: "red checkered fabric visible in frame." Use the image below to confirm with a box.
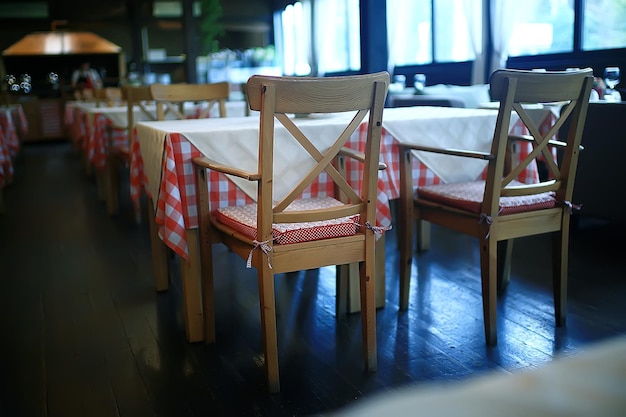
[88,114,129,170]
[0,105,27,187]
[417,180,556,215]
[0,128,10,187]
[130,134,148,213]
[64,104,89,147]
[2,106,27,157]
[508,113,559,183]
[216,196,359,244]
[12,105,28,138]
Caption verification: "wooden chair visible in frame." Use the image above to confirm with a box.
[92,87,122,107]
[398,68,593,345]
[100,87,124,107]
[192,72,389,393]
[239,81,251,116]
[149,82,230,120]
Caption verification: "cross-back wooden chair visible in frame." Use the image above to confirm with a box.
[192,72,389,393]
[149,82,230,120]
[239,81,251,116]
[93,87,124,107]
[398,68,593,346]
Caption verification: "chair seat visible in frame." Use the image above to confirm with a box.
[417,180,556,215]
[215,196,359,244]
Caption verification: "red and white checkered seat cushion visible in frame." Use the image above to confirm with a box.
[417,180,556,215]
[215,196,359,245]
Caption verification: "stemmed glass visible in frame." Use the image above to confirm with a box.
[603,67,620,100]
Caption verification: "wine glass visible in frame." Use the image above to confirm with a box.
[604,67,620,100]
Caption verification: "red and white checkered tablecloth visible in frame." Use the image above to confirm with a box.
[64,102,98,148]
[130,123,393,261]
[0,127,10,188]
[378,108,548,203]
[508,109,558,181]
[87,114,128,170]
[86,103,232,172]
[0,105,26,158]
[0,105,27,188]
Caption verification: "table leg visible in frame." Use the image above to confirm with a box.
[416,220,431,252]
[103,155,119,215]
[179,228,205,343]
[147,200,169,292]
[95,170,106,202]
[340,235,386,314]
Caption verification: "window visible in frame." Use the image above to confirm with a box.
[314,0,361,74]
[387,0,480,67]
[0,2,47,18]
[507,0,575,57]
[274,0,360,76]
[275,1,312,75]
[153,1,201,17]
[582,0,626,51]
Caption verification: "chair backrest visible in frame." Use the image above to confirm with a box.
[102,87,124,106]
[124,85,155,147]
[485,68,593,216]
[149,82,230,120]
[245,72,389,243]
[239,82,250,116]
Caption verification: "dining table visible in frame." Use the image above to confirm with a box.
[129,105,549,343]
[64,99,249,216]
[379,106,548,201]
[86,100,250,173]
[131,112,394,342]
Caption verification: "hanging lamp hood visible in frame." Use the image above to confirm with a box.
[2,31,121,56]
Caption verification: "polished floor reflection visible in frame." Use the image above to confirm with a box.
[1,141,625,417]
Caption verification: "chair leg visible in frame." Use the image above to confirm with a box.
[179,229,205,343]
[480,236,498,345]
[258,266,280,393]
[416,220,431,251]
[553,226,569,327]
[198,233,216,345]
[104,155,119,216]
[360,255,377,372]
[398,160,414,311]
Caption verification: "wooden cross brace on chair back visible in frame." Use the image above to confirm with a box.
[486,69,594,216]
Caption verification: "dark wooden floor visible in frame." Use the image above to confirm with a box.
[1,141,625,417]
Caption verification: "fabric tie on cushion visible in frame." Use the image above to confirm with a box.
[479,212,494,238]
[561,200,582,215]
[247,239,274,269]
[361,221,392,235]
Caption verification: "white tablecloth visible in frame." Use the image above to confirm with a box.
[136,112,357,204]
[381,107,499,183]
[84,100,249,129]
